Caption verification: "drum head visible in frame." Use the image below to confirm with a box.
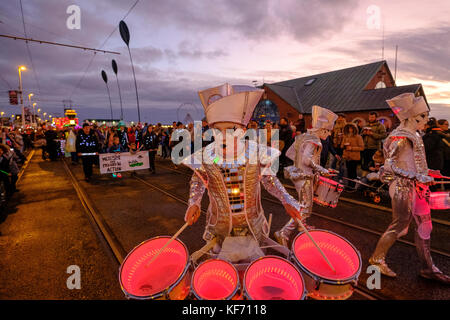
[244,256,305,300]
[192,259,239,300]
[119,236,189,299]
[292,230,361,282]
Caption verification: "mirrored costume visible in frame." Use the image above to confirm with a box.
[183,84,303,263]
[370,93,450,284]
[275,106,337,246]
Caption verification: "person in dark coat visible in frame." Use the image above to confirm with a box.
[143,125,159,174]
[320,135,340,167]
[44,127,58,161]
[76,123,99,182]
[279,117,294,171]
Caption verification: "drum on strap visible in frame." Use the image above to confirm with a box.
[314,176,344,208]
[191,259,241,300]
[429,192,450,210]
[243,256,305,300]
[290,230,361,300]
[119,236,191,300]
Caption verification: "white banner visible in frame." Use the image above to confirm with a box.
[99,151,149,174]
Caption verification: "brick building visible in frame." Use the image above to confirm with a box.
[253,60,429,131]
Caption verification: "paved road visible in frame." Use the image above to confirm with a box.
[1,152,448,299]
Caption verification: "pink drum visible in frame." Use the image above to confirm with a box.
[290,230,361,300]
[429,192,450,210]
[119,236,191,300]
[244,256,305,300]
[314,176,344,208]
[192,259,241,300]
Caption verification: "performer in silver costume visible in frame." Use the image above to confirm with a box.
[182,83,304,263]
[370,93,450,284]
[275,105,338,246]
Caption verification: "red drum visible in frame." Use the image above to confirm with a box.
[429,192,450,210]
[192,259,241,300]
[290,230,361,300]
[119,236,191,300]
[313,176,344,208]
[243,256,305,300]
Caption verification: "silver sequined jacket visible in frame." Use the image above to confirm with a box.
[182,141,302,243]
[380,127,433,195]
[284,132,327,181]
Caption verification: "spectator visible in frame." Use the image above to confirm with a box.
[44,127,58,161]
[0,144,12,197]
[437,119,450,181]
[354,119,363,134]
[361,111,386,172]
[143,125,159,174]
[76,123,99,182]
[320,135,340,168]
[278,117,294,171]
[331,113,347,169]
[294,113,306,135]
[2,144,20,193]
[108,136,124,153]
[341,123,364,188]
[423,120,446,178]
[160,131,170,159]
[65,127,78,165]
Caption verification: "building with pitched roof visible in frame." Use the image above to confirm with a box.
[253,60,428,130]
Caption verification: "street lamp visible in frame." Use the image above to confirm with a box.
[18,65,27,128]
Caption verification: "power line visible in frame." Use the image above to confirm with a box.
[0,34,121,54]
[68,0,141,100]
[19,0,41,94]
[0,74,13,89]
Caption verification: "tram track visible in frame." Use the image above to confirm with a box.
[156,162,450,259]
[61,158,383,300]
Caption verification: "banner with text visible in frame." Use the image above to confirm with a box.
[99,151,149,174]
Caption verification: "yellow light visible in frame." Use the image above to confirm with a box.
[232,188,240,195]
[33,103,37,106]
[28,93,34,98]
[38,108,41,112]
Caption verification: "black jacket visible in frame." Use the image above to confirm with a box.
[423,129,445,171]
[143,132,159,150]
[76,130,99,154]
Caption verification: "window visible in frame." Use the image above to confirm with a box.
[375,81,386,89]
[304,78,316,86]
[252,100,280,125]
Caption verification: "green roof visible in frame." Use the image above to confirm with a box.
[265,60,427,113]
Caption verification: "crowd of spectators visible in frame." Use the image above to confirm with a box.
[13,110,448,191]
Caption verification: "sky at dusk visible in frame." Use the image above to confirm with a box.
[0,0,449,123]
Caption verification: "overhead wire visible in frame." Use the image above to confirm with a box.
[68,0,141,100]
[18,0,41,94]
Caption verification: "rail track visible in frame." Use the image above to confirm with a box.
[156,161,450,258]
[61,158,392,300]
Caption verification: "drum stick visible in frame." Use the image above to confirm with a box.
[268,213,273,232]
[295,218,336,273]
[146,222,190,268]
[434,181,450,184]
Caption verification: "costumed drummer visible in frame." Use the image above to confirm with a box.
[370,93,450,284]
[275,105,338,246]
[181,83,304,263]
